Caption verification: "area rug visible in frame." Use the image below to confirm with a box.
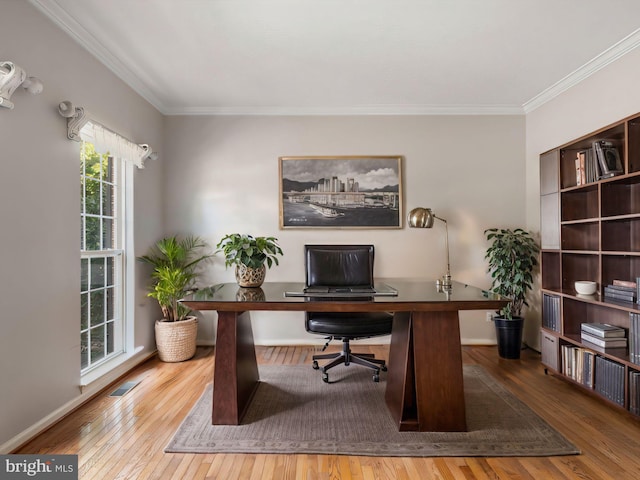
[165,365,580,457]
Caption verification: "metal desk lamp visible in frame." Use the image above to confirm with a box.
[408,207,451,288]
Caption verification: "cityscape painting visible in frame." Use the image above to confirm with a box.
[279,156,403,229]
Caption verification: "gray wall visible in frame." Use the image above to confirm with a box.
[0,1,164,450]
[163,115,527,345]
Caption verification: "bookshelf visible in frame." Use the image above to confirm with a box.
[540,112,640,417]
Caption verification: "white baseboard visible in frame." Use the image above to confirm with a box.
[0,350,156,454]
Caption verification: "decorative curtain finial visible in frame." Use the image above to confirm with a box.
[0,61,43,110]
[58,100,88,141]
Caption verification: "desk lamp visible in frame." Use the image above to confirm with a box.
[408,207,451,288]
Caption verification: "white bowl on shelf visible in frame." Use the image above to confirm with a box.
[574,280,597,295]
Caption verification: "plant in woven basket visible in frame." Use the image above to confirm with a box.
[138,235,213,322]
[484,228,540,319]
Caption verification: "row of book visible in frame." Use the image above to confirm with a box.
[574,140,623,186]
[561,344,595,387]
[603,282,637,303]
[581,322,627,349]
[562,343,640,411]
[542,293,560,332]
[594,355,626,406]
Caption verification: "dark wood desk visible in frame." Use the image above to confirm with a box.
[181,280,508,432]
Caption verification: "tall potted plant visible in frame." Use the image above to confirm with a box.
[216,233,283,287]
[485,228,540,359]
[138,235,212,362]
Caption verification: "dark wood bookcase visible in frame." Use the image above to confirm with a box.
[540,112,640,416]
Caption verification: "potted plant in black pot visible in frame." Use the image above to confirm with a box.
[138,235,213,362]
[485,227,540,359]
[216,233,283,287]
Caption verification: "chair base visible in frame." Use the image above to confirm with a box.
[312,339,387,382]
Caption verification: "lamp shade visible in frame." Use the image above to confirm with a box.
[408,207,434,228]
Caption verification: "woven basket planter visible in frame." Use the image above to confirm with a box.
[154,316,198,362]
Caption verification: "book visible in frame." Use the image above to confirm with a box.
[613,279,637,288]
[583,350,595,388]
[575,156,582,185]
[581,332,627,348]
[631,313,640,365]
[581,323,626,338]
[605,283,636,293]
[603,287,636,302]
[575,152,586,185]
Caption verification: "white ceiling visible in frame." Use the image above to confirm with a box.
[31,0,640,115]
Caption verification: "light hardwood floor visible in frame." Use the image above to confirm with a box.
[15,345,640,479]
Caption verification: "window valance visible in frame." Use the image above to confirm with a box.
[58,100,157,169]
[79,121,154,169]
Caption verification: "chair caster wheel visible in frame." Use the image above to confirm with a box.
[322,373,329,383]
[373,373,380,382]
[381,365,387,372]
[312,360,319,370]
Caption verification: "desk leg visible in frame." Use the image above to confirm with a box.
[414,310,467,431]
[385,310,467,432]
[385,312,417,431]
[212,310,259,425]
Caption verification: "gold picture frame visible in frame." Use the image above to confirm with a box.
[279,155,403,229]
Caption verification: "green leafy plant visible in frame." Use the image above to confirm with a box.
[484,228,540,319]
[138,235,213,322]
[216,233,283,269]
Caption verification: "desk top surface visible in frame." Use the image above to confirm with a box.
[180,279,509,313]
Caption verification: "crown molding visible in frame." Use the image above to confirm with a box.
[163,104,525,116]
[523,28,640,114]
[29,0,166,112]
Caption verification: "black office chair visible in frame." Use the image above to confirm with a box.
[304,245,393,383]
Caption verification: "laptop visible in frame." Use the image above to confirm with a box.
[304,285,376,295]
[285,283,397,297]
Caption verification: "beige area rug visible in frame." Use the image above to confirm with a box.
[165,365,580,457]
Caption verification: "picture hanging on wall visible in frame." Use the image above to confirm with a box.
[279,156,403,229]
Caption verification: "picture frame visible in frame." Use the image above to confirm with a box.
[279,156,403,229]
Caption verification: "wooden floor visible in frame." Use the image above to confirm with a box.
[15,345,640,479]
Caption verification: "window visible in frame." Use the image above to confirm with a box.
[80,142,126,372]
[67,116,153,377]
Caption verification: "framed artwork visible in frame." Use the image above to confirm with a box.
[279,156,403,229]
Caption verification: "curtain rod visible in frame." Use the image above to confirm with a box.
[57,100,157,162]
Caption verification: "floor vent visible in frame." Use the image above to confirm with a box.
[109,380,140,397]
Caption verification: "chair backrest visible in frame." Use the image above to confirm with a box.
[305,244,374,288]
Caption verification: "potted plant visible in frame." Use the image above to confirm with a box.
[138,235,212,362]
[484,227,540,359]
[216,233,283,287]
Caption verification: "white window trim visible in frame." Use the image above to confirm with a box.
[80,139,137,383]
[80,161,137,387]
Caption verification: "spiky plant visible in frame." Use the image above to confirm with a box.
[138,235,212,321]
